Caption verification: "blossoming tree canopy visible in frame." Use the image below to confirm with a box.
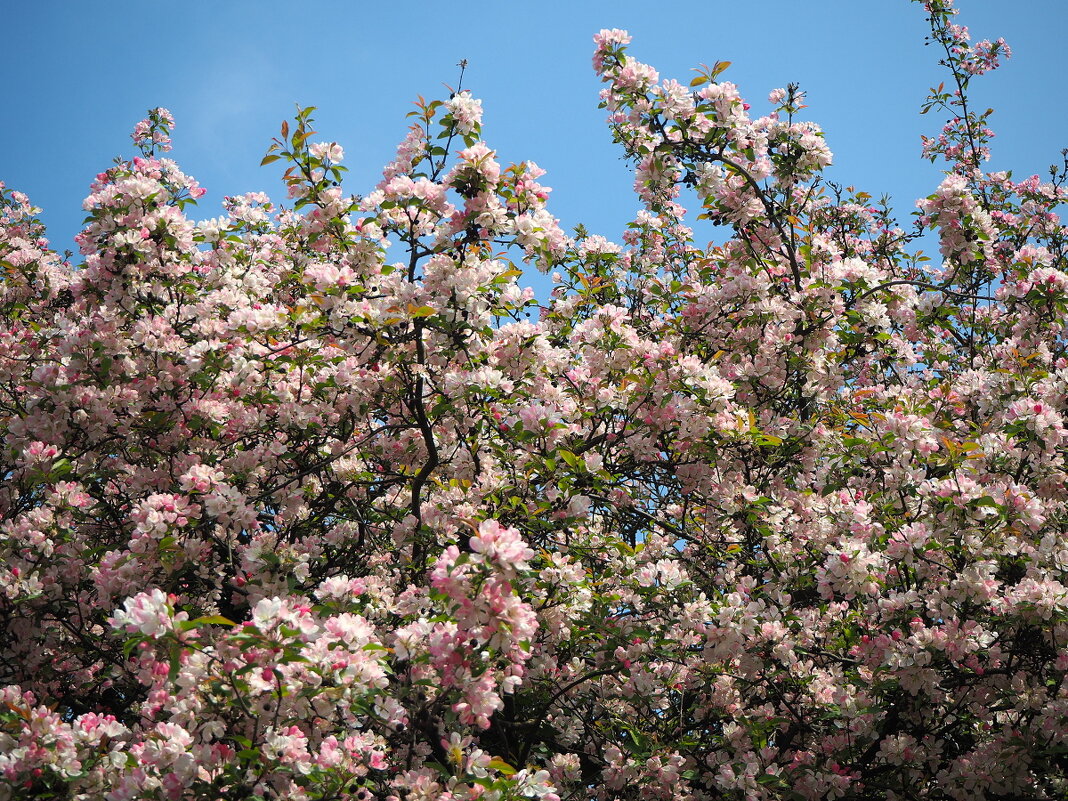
[2,0,1068,798]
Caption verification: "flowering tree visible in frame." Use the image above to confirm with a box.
[2,0,1067,798]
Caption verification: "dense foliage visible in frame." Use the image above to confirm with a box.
[2,1,1067,798]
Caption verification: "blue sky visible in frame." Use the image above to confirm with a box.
[3,1,1065,280]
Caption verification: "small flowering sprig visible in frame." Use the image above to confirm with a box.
[0,181,69,314]
[918,0,1010,173]
[131,107,175,156]
[443,89,484,144]
[109,589,192,658]
[262,105,349,207]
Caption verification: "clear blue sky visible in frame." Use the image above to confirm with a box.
[3,1,1065,278]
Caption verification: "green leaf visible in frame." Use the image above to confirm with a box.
[122,636,145,660]
[558,449,581,470]
[711,60,732,78]
[179,615,238,632]
[488,758,517,776]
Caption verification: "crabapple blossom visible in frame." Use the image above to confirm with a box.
[2,2,1068,799]
[108,589,188,638]
[445,90,483,136]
